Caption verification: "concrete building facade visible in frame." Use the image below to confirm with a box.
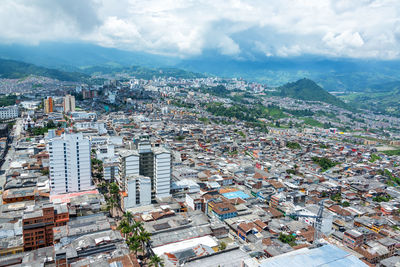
[63,94,75,113]
[47,133,92,195]
[0,105,19,120]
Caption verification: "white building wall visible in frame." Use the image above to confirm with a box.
[124,178,137,210]
[139,177,151,206]
[48,133,92,195]
[118,154,139,186]
[0,105,19,120]
[185,194,195,210]
[63,94,76,113]
[154,152,171,198]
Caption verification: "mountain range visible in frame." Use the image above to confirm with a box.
[0,58,87,81]
[1,42,400,93]
[0,42,399,116]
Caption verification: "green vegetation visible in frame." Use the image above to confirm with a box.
[0,58,88,81]
[302,118,324,128]
[319,144,329,149]
[0,94,17,107]
[286,142,301,149]
[117,212,154,263]
[340,84,400,117]
[392,225,400,231]
[206,103,285,123]
[312,156,339,171]
[104,182,120,216]
[83,65,203,80]
[198,117,210,124]
[170,99,195,109]
[205,85,230,97]
[228,150,238,156]
[381,169,400,186]
[373,194,393,202]
[279,233,296,247]
[176,135,185,141]
[91,158,103,179]
[278,78,351,110]
[32,83,43,88]
[218,241,227,251]
[27,120,58,136]
[41,169,49,176]
[284,109,314,117]
[341,201,350,207]
[149,255,164,267]
[302,117,333,129]
[369,154,381,163]
[237,131,246,138]
[330,193,342,202]
[383,149,400,156]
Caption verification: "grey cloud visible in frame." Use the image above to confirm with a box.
[0,0,400,59]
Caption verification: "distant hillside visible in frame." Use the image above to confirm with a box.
[3,43,400,92]
[368,80,400,93]
[81,65,205,79]
[278,78,350,109]
[341,81,400,116]
[0,58,88,81]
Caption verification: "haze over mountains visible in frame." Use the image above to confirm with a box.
[1,42,400,93]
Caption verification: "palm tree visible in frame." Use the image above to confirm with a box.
[138,230,151,256]
[117,219,129,230]
[149,255,164,267]
[132,220,144,236]
[121,224,133,239]
[127,236,142,257]
[106,197,117,216]
[123,211,133,224]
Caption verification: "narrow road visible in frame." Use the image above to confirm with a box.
[0,118,22,204]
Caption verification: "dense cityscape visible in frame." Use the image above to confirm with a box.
[2,0,400,266]
[0,73,398,267]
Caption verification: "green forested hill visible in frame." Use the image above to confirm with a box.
[0,58,88,81]
[278,78,350,109]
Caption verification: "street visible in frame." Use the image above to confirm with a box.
[0,118,22,204]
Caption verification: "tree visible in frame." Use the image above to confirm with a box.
[218,241,227,251]
[132,221,144,236]
[149,255,164,267]
[279,233,296,246]
[121,224,133,239]
[127,236,142,257]
[109,182,120,196]
[138,230,151,256]
[341,201,350,207]
[106,196,117,216]
[46,120,56,129]
[330,193,342,202]
[123,211,133,224]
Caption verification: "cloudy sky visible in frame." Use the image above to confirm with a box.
[1,0,400,59]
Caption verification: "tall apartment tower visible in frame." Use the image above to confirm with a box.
[123,175,151,210]
[44,97,53,114]
[63,94,76,113]
[47,133,92,195]
[119,140,171,203]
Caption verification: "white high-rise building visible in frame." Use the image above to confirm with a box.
[47,133,92,195]
[118,141,171,202]
[123,175,151,210]
[154,148,171,199]
[118,150,139,186]
[63,94,76,113]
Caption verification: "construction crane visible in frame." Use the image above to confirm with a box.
[286,200,325,247]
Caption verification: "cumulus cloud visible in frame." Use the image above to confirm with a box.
[0,0,400,59]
